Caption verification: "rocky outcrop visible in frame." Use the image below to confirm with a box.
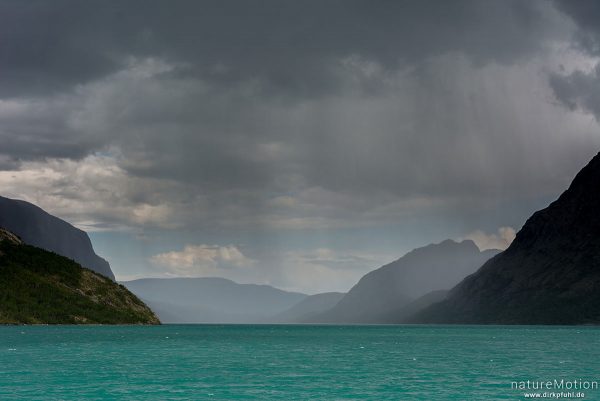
[0,228,23,246]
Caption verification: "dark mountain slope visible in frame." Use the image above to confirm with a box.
[414,152,600,324]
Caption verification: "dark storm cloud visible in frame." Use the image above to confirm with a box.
[554,0,600,55]
[0,0,560,169]
[1,0,559,98]
[550,65,600,119]
[0,1,119,97]
[0,96,103,163]
[1,0,598,235]
[550,1,600,121]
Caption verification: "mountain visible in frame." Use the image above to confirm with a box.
[122,277,307,323]
[0,196,114,280]
[0,228,158,324]
[414,152,600,324]
[313,240,499,323]
[273,292,345,323]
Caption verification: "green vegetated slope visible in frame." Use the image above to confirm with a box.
[0,231,159,325]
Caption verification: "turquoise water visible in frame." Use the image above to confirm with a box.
[1,325,599,400]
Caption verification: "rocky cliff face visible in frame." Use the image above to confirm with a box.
[312,239,499,323]
[414,152,600,324]
[0,227,23,246]
[0,196,114,280]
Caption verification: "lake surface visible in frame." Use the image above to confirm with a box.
[1,325,599,400]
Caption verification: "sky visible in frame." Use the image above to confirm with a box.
[1,0,600,294]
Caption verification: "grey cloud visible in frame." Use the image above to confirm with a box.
[0,1,120,97]
[1,0,598,237]
[0,0,563,98]
[3,48,599,234]
[554,0,600,55]
[0,0,573,170]
[0,96,105,164]
[550,64,600,119]
[549,1,600,120]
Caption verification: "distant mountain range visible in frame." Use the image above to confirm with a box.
[0,228,158,324]
[412,152,600,324]
[309,240,499,323]
[0,196,114,280]
[121,277,308,323]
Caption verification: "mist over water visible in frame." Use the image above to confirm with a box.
[2,325,599,400]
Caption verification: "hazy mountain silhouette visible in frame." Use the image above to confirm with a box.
[312,240,499,323]
[122,277,307,323]
[392,290,450,323]
[273,292,345,323]
[414,152,600,324]
[0,196,114,280]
